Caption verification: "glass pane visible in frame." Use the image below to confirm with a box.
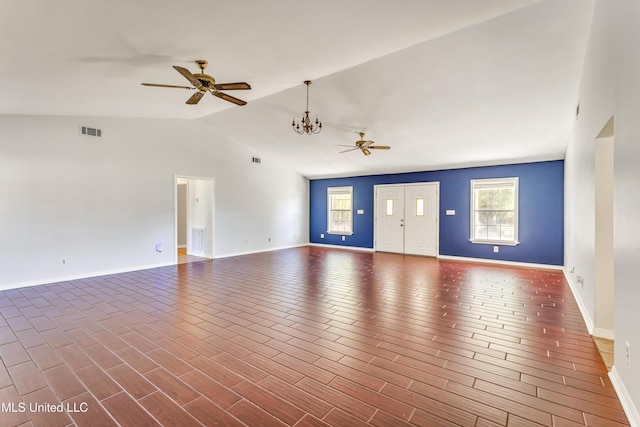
[386,199,394,216]
[474,209,515,242]
[416,198,424,216]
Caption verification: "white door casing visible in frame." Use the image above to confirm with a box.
[375,183,439,256]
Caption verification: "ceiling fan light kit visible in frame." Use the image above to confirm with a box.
[292,80,322,135]
[141,60,251,106]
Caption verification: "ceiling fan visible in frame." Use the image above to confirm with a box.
[338,132,391,156]
[141,60,251,106]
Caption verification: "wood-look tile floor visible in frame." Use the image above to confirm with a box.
[0,247,629,426]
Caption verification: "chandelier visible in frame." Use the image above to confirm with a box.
[292,80,322,135]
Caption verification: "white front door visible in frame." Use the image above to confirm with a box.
[375,186,405,253]
[404,184,438,256]
[375,183,439,256]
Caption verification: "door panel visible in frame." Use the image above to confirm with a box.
[375,186,405,253]
[405,184,438,256]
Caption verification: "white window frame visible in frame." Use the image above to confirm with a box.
[327,186,353,235]
[470,177,519,246]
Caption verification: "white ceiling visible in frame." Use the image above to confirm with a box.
[0,0,593,178]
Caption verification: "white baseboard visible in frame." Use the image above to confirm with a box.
[0,262,176,292]
[436,254,564,271]
[308,243,375,252]
[610,366,640,427]
[562,268,594,335]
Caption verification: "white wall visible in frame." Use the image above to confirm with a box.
[565,0,640,423]
[0,114,309,289]
[564,0,608,331]
[612,0,640,422]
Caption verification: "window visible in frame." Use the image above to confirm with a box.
[416,198,425,216]
[470,177,519,245]
[385,199,394,216]
[327,186,353,235]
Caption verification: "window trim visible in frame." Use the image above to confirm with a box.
[469,177,519,246]
[327,186,354,235]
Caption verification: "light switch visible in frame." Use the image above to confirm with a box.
[357,209,364,215]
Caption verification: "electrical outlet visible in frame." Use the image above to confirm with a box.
[320,234,324,239]
[626,341,631,366]
[577,276,584,288]
[493,246,499,253]
[342,236,346,241]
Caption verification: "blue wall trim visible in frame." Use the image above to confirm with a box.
[309,160,564,265]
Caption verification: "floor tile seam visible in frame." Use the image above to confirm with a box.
[445,381,566,426]
[537,386,629,417]
[472,355,607,385]
[232,378,314,424]
[139,387,206,425]
[500,355,609,381]
[307,391,377,425]
[488,345,606,367]
[329,375,419,421]
[382,381,499,425]
[20,349,123,427]
[102,389,171,427]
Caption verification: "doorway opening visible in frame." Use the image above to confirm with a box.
[374,182,439,256]
[593,116,614,370]
[175,176,215,264]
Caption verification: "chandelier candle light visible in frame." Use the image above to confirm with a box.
[292,80,322,135]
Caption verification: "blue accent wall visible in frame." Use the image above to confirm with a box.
[310,160,564,266]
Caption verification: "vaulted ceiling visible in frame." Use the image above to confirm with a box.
[0,0,593,178]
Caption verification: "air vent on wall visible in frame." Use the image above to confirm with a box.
[251,156,261,164]
[80,126,102,137]
[192,228,206,253]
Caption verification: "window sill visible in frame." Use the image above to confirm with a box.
[327,232,354,236]
[469,239,519,246]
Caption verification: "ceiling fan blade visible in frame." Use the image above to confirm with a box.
[212,91,247,106]
[369,145,391,150]
[214,82,251,91]
[339,147,359,153]
[337,144,356,148]
[141,83,194,90]
[361,148,372,156]
[186,91,205,105]
[173,65,202,88]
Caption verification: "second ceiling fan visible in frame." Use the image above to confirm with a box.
[339,133,391,156]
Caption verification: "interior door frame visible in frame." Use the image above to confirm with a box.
[373,182,440,256]
[174,175,215,263]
